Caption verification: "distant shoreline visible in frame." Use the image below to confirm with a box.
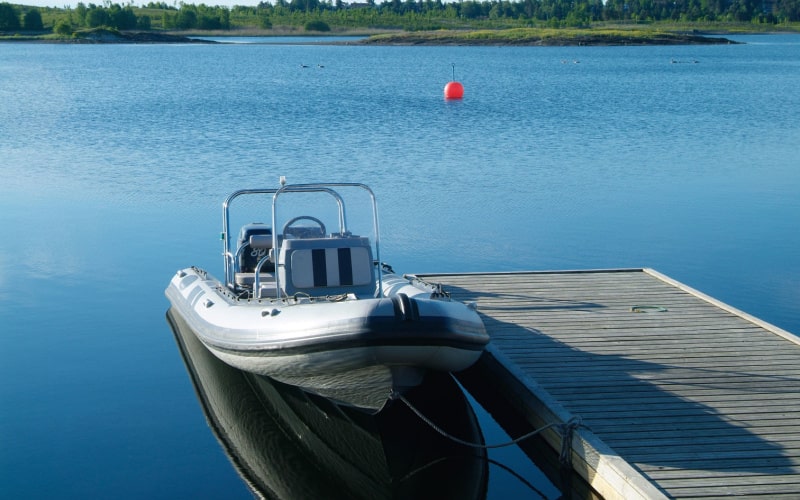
[353,30,740,46]
[0,29,213,44]
[0,27,748,46]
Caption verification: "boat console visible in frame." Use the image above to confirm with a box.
[222,183,383,300]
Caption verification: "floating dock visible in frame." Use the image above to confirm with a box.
[417,269,800,499]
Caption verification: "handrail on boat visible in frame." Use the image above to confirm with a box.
[222,188,278,288]
[254,255,272,299]
[222,182,383,300]
[271,183,383,300]
[271,185,347,235]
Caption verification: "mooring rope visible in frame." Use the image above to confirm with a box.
[558,419,578,467]
[396,455,550,499]
[393,391,585,458]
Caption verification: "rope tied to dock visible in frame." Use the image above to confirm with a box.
[393,390,585,453]
[558,418,582,467]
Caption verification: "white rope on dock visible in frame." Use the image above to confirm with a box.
[393,391,585,464]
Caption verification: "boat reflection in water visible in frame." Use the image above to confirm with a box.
[168,309,489,499]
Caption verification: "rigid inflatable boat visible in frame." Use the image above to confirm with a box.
[165,181,489,410]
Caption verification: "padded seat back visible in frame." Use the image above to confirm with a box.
[279,236,374,297]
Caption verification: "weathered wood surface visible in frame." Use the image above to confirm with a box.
[421,269,800,499]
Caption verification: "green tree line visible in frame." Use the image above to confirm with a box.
[2,0,799,34]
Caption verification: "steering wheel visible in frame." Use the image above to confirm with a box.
[282,215,326,239]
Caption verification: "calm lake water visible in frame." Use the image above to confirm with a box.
[1,34,798,498]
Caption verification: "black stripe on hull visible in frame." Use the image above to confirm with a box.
[206,316,488,358]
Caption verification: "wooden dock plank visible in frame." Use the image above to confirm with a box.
[421,269,800,499]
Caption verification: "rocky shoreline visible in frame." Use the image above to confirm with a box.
[356,31,739,46]
[82,30,214,43]
[0,29,214,44]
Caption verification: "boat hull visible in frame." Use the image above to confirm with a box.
[167,307,488,498]
[165,267,488,410]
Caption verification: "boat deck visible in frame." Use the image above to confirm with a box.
[418,269,800,499]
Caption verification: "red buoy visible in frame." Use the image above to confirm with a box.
[444,81,464,99]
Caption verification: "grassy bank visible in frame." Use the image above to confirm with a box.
[0,24,784,45]
[358,27,740,45]
[0,27,211,43]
